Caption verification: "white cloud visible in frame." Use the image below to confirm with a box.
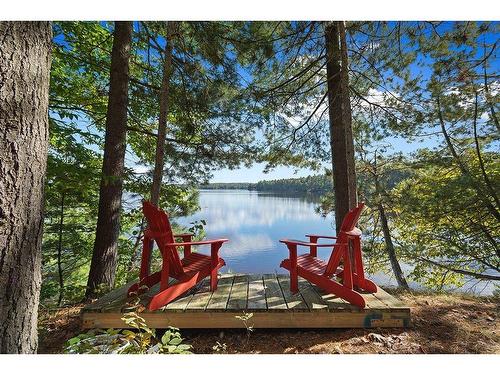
[133,164,150,174]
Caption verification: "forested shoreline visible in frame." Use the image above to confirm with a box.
[200,175,332,194]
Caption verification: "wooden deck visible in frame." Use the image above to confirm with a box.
[82,273,411,329]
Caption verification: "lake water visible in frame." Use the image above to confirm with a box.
[176,189,497,295]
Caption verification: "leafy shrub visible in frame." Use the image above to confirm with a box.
[64,311,192,354]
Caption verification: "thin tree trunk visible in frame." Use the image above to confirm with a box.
[472,91,500,210]
[0,21,52,353]
[483,45,500,133]
[57,193,65,306]
[436,96,500,222]
[86,22,133,298]
[150,21,177,206]
[378,202,409,290]
[126,217,145,275]
[325,21,357,232]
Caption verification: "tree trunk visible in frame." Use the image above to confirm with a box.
[0,21,52,353]
[57,193,65,306]
[325,21,357,232]
[339,22,358,209]
[126,217,145,276]
[378,202,409,290]
[150,21,177,206]
[86,22,133,298]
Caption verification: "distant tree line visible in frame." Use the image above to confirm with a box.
[200,175,332,194]
[201,169,410,195]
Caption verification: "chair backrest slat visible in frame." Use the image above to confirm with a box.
[142,201,184,276]
[324,203,365,276]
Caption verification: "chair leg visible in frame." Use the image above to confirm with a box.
[290,269,299,294]
[210,268,218,291]
[289,243,298,293]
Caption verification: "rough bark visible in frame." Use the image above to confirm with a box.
[339,22,358,209]
[0,21,52,353]
[150,21,177,206]
[86,22,133,298]
[325,21,357,232]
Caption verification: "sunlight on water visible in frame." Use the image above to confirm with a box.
[176,189,497,295]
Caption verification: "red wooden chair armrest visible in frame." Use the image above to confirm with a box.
[166,239,228,263]
[279,239,346,247]
[305,234,338,240]
[165,239,229,247]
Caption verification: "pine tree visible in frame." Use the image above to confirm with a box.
[86,21,133,297]
[0,21,52,353]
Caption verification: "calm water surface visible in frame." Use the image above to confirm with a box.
[177,189,334,274]
[176,189,496,295]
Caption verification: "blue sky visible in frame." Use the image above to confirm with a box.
[211,134,439,182]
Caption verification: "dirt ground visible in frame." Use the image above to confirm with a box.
[37,290,499,354]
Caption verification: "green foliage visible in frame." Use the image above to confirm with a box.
[252,175,332,195]
[393,149,499,288]
[64,312,192,354]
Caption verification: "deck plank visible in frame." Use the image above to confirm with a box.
[247,274,267,310]
[226,275,249,310]
[205,274,235,311]
[372,288,410,310]
[263,274,287,309]
[84,281,135,312]
[277,274,309,310]
[184,279,213,310]
[361,291,388,310]
[297,278,328,310]
[161,288,197,312]
[307,282,358,312]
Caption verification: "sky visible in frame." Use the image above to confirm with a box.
[210,134,439,182]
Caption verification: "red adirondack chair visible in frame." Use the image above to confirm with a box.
[280,203,377,309]
[128,201,228,310]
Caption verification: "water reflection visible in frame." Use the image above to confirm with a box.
[175,190,334,274]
